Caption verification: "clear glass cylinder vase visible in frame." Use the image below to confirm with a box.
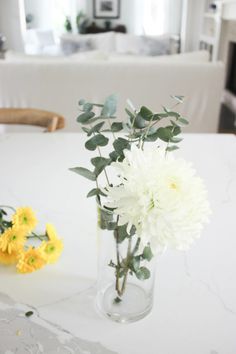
[96,204,156,323]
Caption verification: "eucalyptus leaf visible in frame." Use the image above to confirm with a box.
[87,188,106,198]
[136,266,151,280]
[82,117,100,125]
[82,127,90,134]
[156,127,173,142]
[171,95,185,103]
[125,108,135,120]
[69,167,96,181]
[83,102,93,112]
[101,94,117,117]
[111,122,123,132]
[115,224,129,243]
[91,156,111,176]
[178,117,189,125]
[113,138,130,155]
[142,245,153,261]
[109,150,120,161]
[77,111,95,124]
[170,136,182,143]
[85,134,109,151]
[78,99,85,106]
[139,106,153,121]
[133,113,146,129]
[166,145,179,152]
[129,256,140,272]
[87,122,105,136]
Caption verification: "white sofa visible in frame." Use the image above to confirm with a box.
[0,51,224,132]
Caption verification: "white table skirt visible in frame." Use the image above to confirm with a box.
[0,133,235,354]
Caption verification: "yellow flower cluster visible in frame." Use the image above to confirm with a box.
[0,207,63,273]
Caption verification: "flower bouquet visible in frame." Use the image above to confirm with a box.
[0,206,63,273]
[70,95,210,322]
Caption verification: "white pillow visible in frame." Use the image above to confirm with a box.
[115,33,143,55]
[60,32,115,53]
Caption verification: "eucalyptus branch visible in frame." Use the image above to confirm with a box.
[108,118,116,141]
[0,205,16,213]
[120,236,132,295]
[97,145,110,185]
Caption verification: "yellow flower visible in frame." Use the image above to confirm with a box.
[42,224,63,263]
[0,227,26,254]
[12,207,37,232]
[0,249,18,265]
[40,238,63,264]
[46,223,58,241]
[16,247,46,274]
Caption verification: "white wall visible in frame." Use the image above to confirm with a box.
[85,0,137,33]
[0,0,25,51]
[181,0,205,52]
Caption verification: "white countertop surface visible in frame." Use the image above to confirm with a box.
[0,133,235,354]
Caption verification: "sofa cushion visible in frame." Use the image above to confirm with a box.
[108,50,210,63]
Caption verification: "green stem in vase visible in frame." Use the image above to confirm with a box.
[120,236,132,295]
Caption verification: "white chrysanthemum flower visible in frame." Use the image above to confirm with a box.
[105,146,211,252]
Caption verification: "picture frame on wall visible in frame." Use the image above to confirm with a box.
[93,0,121,19]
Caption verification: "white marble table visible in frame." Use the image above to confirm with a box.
[0,133,235,354]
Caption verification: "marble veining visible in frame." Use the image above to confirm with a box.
[0,292,117,354]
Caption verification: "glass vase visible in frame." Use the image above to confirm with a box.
[96,204,156,323]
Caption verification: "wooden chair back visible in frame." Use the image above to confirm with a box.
[0,108,65,132]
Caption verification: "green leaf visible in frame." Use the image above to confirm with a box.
[125,108,135,120]
[82,117,100,125]
[129,256,141,272]
[82,127,90,134]
[111,122,123,132]
[101,94,117,117]
[98,208,115,230]
[83,102,93,112]
[155,112,169,118]
[170,95,185,103]
[87,188,106,198]
[109,150,120,161]
[91,156,111,176]
[77,111,95,124]
[133,114,146,129]
[78,99,85,106]
[85,134,109,151]
[156,127,173,142]
[139,106,153,121]
[114,224,129,243]
[173,126,181,136]
[113,138,130,155]
[166,145,179,152]
[142,245,153,261]
[178,117,189,125]
[170,136,182,143]
[170,120,179,127]
[136,266,151,280]
[87,122,105,136]
[144,132,159,142]
[69,167,96,181]
[163,107,180,118]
